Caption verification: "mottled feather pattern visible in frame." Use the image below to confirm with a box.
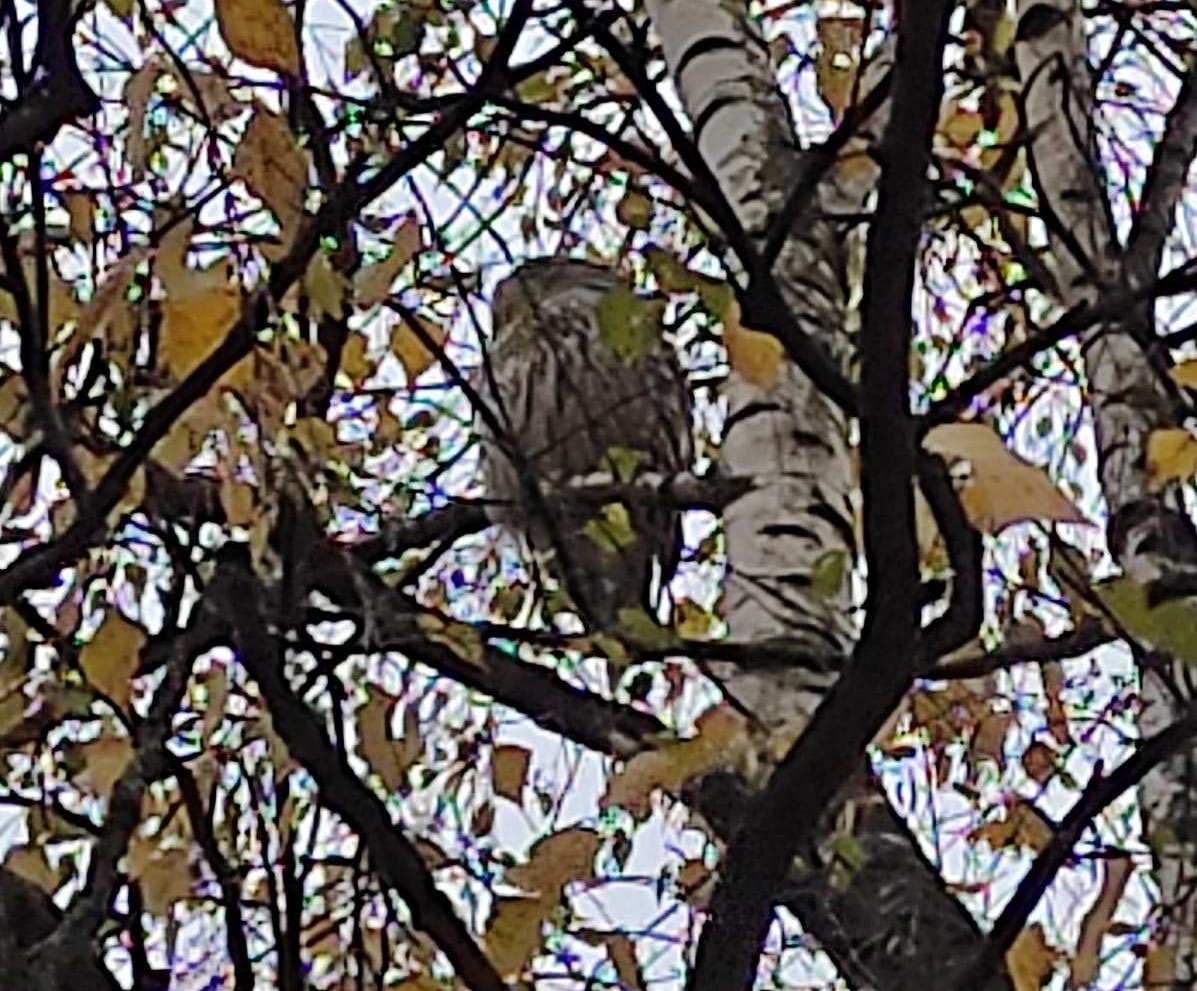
[478,258,693,628]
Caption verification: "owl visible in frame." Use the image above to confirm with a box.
[477,258,693,630]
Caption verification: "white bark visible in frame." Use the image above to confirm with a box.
[1015,0,1197,978]
[646,0,859,686]
[642,6,996,990]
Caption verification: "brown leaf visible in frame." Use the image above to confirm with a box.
[215,0,301,75]
[80,611,145,711]
[73,734,134,798]
[816,16,864,122]
[505,827,601,898]
[972,799,1053,854]
[1007,925,1062,991]
[1021,741,1059,785]
[923,423,1087,533]
[390,314,447,384]
[1070,855,1132,988]
[4,845,58,893]
[603,706,747,818]
[492,744,531,804]
[353,218,422,308]
[358,688,421,793]
[232,107,310,249]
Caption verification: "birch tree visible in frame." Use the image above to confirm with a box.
[0,1,1193,990]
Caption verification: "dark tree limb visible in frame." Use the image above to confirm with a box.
[0,0,99,162]
[218,548,508,991]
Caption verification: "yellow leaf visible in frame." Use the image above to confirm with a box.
[1007,925,1061,991]
[603,706,747,817]
[353,218,422,308]
[358,688,421,793]
[1170,359,1197,390]
[923,423,1087,533]
[1070,855,1132,988]
[232,107,309,249]
[215,0,301,75]
[1143,945,1176,988]
[80,611,145,711]
[1146,428,1197,488]
[391,314,447,384]
[160,284,248,385]
[722,297,784,389]
[492,744,531,804]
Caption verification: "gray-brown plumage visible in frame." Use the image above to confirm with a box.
[477,258,693,630]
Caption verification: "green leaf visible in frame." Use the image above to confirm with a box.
[810,550,849,599]
[597,287,662,363]
[601,445,648,482]
[616,188,653,230]
[1094,575,1197,664]
[582,502,637,555]
[615,607,678,651]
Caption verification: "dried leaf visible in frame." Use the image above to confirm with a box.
[390,314,446,384]
[80,611,146,711]
[1021,741,1058,784]
[358,688,421,793]
[62,190,95,244]
[73,734,134,798]
[353,218,422,308]
[492,744,531,804]
[603,706,747,817]
[232,107,309,247]
[215,0,301,75]
[124,59,162,174]
[5,845,58,893]
[923,423,1087,533]
[1007,925,1061,991]
[816,16,865,121]
[486,893,550,978]
[972,799,1053,853]
[1070,855,1132,988]
[160,283,247,384]
[128,837,195,918]
[504,827,601,898]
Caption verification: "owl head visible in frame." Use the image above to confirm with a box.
[490,258,620,342]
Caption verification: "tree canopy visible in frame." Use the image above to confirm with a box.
[0,1,1195,990]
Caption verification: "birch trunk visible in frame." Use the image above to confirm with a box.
[1014,0,1197,978]
[643,4,997,988]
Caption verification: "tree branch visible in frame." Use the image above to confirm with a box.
[219,548,508,991]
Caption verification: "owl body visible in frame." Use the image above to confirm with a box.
[478,258,692,629]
